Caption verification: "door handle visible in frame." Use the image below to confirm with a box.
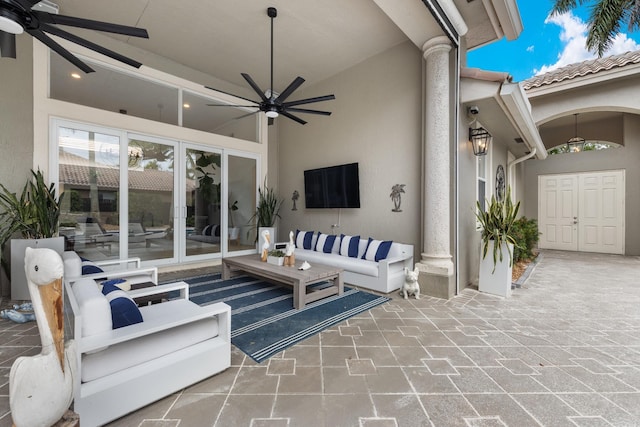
[573,216,578,225]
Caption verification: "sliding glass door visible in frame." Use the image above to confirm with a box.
[55,119,259,265]
[227,153,258,252]
[183,146,222,259]
[57,124,122,260]
[127,135,176,262]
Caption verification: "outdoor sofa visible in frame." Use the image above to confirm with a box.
[292,231,414,293]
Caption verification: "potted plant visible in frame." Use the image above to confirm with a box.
[0,169,65,300]
[249,178,283,250]
[266,249,285,266]
[475,187,520,297]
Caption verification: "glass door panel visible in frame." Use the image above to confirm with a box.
[227,154,257,253]
[185,147,222,257]
[127,137,176,261]
[57,126,121,260]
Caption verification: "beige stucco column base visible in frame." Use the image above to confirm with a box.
[416,255,455,299]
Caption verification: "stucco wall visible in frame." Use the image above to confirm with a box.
[0,36,34,193]
[524,113,640,255]
[276,41,422,259]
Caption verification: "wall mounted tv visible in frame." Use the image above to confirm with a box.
[304,163,360,208]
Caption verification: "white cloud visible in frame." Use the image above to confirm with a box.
[533,12,640,75]
[526,45,535,52]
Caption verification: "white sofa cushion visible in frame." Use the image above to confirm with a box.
[81,299,220,382]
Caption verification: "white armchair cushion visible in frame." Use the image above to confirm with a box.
[81,300,220,382]
[62,251,82,277]
[71,278,112,354]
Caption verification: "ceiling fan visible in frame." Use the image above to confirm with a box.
[0,0,148,73]
[206,7,335,125]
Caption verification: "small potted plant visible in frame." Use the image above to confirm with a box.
[267,249,285,266]
[475,187,520,297]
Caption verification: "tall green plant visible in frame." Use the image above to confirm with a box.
[0,169,64,241]
[475,187,520,272]
[0,169,64,277]
[250,179,283,228]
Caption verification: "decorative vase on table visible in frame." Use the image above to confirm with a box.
[475,187,519,298]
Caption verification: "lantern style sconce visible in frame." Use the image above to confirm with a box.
[469,127,491,156]
[566,113,585,153]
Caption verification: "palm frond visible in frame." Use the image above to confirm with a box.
[587,0,627,55]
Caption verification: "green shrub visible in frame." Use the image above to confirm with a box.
[511,217,540,262]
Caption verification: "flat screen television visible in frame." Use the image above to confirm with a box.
[304,163,360,208]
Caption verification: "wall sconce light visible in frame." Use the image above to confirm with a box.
[469,127,491,156]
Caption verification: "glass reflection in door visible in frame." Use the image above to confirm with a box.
[186,148,222,256]
[57,126,121,260]
[127,137,175,261]
[227,154,257,252]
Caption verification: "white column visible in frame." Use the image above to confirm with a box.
[417,36,455,297]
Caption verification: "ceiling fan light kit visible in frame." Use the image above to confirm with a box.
[0,0,148,71]
[206,6,335,125]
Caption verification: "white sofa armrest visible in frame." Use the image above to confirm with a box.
[379,255,413,270]
[127,281,189,300]
[95,257,142,270]
[69,266,158,285]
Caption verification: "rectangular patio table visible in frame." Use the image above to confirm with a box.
[221,254,343,309]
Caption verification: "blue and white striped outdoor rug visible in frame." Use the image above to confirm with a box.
[173,273,390,363]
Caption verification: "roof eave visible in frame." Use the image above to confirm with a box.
[499,83,548,159]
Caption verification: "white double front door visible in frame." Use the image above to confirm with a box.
[538,170,625,254]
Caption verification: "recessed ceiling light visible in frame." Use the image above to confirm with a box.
[71,73,81,79]
[183,103,190,109]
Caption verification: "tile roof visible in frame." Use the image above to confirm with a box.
[59,151,196,192]
[522,50,640,90]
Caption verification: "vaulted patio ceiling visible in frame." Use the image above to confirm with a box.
[50,0,517,90]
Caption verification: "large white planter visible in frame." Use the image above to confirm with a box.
[10,237,65,300]
[479,241,513,298]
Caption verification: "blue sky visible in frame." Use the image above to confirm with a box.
[467,1,640,82]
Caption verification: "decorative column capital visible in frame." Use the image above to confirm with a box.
[422,36,452,60]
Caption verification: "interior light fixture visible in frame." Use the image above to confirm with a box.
[70,72,81,79]
[183,103,190,109]
[566,113,585,152]
[0,14,24,35]
[469,127,491,156]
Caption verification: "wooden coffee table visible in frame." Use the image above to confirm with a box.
[222,254,343,309]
